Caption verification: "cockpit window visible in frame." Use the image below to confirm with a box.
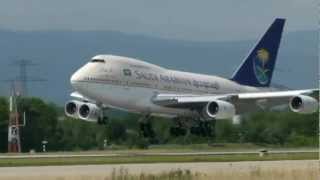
[91,59,105,63]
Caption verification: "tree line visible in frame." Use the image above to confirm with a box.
[0,97,318,152]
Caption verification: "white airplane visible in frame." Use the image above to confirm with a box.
[65,18,318,137]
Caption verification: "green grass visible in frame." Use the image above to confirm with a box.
[0,152,317,167]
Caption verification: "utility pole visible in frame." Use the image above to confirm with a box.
[4,59,46,153]
[7,82,22,153]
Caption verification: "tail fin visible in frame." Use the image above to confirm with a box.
[231,18,285,87]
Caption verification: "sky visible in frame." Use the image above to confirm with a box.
[0,0,317,41]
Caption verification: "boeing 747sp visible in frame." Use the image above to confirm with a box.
[65,18,318,137]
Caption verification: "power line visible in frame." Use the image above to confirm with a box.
[4,59,47,153]
[5,59,47,96]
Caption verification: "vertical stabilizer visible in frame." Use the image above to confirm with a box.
[231,18,285,87]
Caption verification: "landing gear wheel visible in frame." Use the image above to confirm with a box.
[169,118,188,137]
[97,105,109,125]
[139,122,155,138]
[190,119,216,138]
[170,127,187,137]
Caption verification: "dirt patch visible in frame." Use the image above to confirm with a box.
[0,160,318,180]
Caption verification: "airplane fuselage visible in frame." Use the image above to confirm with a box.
[71,55,260,117]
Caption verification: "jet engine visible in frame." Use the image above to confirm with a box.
[289,95,318,114]
[78,102,102,122]
[65,100,81,118]
[65,100,102,123]
[203,100,236,120]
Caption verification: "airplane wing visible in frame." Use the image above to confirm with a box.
[70,91,92,102]
[70,92,115,109]
[152,89,319,114]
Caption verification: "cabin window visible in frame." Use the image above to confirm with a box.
[123,69,132,76]
[91,59,105,63]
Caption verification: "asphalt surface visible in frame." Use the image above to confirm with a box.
[0,149,317,159]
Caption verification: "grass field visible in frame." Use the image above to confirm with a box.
[0,152,317,167]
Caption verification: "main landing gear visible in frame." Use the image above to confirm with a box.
[138,114,216,142]
[170,117,188,137]
[169,117,216,138]
[138,114,155,138]
[190,119,216,138]
[138,114,159,144]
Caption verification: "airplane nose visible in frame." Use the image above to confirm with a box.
[70,64,92,91]
[70,69,83,86]
[70,65,89,92]
[70,71,79,85]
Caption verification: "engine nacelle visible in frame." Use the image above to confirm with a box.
[65,100,81,118]
[78,102,102,122]
[203,100,236,120]
[289,95,318,114]
[65,100,102,123]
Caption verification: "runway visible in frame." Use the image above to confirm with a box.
[0,149,317,159]
[0,150,318,179]
[0,160,318,180]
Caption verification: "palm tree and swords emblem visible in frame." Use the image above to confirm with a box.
[254,48,270,84]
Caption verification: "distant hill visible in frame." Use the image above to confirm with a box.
[0,30,317,104]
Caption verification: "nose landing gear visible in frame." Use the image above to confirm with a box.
[97,116,108,125]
